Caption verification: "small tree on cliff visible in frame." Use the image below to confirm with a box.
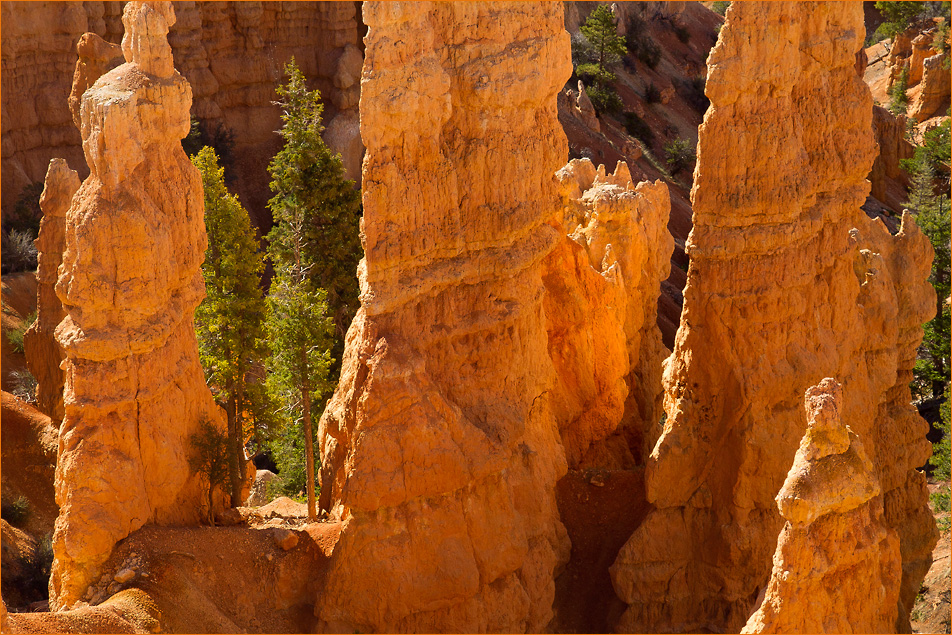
[267,58,362,363]
[192,146,268,506]
[578,5,627,89]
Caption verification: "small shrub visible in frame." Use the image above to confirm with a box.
[645,83,662,104]
[9,369,38,404]
[571,31,595,68]
[929,389,950,480]
[188,416,231,524]
[587,85,624,115]
[7,309,36,354]
[939,516,952,532]
[931,489,951,512]
[637,39,662,69]
[888,65,910,116]
[1,495,30,526]
[624,112,656,145]
[576,62,614,86]
[1,229,38,274]
[711,1,730,17]
[674,24,691,43]
[664,137,696,174]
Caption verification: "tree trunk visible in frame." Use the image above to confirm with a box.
[302,377,317,522]
[225,387,242,507]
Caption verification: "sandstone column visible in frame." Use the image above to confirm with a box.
[316,3,573,632]
[743,379,901,634]
[50,1,225,610]
[23,158,79,423]
[610,3,937,632]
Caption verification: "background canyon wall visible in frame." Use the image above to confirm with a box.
[1,0,363,230]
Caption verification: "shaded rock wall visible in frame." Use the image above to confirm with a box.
[1,1,362,229]
[742,379,901,634]
[610,3,937,633]
[50,1,226,610]
[23,159,80,423]
[315,3,573,631]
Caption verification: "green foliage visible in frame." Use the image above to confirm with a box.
[930,386,951,480]
[624,13,663,69]
[902,117,951,181]
[664,137,696,174]
[580,5,627,88]
[576,63,615,86]
[888,65,910,116]
[187,417,231,525]
[587,85,624,115]
[624,112,655,145]
[267,58,362,354]
[192,146,268,503]
[875,1,928,39]
[7,310,35,354]
[1,495,30,526]
[932,488,951,511]
[905,152,951,401]
[711,1,731,17]
[935,18,950,53]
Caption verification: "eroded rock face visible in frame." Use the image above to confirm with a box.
[545,159,672,469]
[68,32,124,131]
[610,4,937,632]
[743,379,901,634]
[23,159,80,424]
[315,3,572,631]
[869,104,914,211]
[2,2,362,227]
[50,1,225,610]
[909,51,952,121]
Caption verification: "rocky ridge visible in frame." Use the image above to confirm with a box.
[49,1,227,610]
[609,3,937,633]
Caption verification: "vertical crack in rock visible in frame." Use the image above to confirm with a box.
[609,3,938,633]
[742,378,901,634]
[315,3,573,632]
[49,1,226,610]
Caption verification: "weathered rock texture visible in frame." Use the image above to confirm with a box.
[742,379,901,634]
[878,19,951,122]
[2,1,362,229]
[544,159,672,469]
[22,159,80,424]
[909,50,952,122]
[68,32,124,131]
[50,1,226,610]
[315,3,572,631]
[610,3,938,633]
[869,104,914,212]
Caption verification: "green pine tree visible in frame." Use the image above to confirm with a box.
[265,58,348,519]
[578,5,628,90]
[906,153,951,401]
[267,57,362,357]
[192,146,268,506]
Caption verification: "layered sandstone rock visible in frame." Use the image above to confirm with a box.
[909,51,951,122]
[50,1,225,610]
[23,159,80,424]
[610,4,937,632]
[742,379,901,634]
[545,159,672,468]
[68,33,123,131]
[2,2,362,227]
[869,105,914,210]
[315,3,572,631]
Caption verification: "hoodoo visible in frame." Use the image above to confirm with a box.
[610,3,938,633]
[743,378,902,634]
[50,1,225,609]
[315,3,573,631]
